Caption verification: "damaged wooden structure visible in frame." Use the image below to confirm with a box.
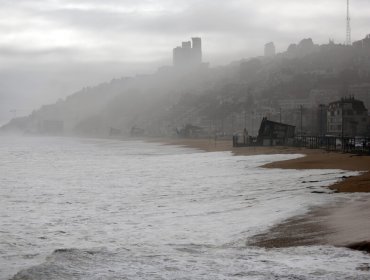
[257,118,296,146]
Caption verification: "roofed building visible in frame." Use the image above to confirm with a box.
[257,118,295,146]
[327,97,368,137]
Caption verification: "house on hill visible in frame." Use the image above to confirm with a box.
[353,34,370,49]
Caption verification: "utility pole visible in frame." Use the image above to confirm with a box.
[341,100,344,151]
[251,111,254,137]
[346,0,351,45]
[319,104,325,136]
[279,108,282,123]
[244,110,247,129]
[341,100,344,139]
[300,105,303,136]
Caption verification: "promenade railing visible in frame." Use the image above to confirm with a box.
[233,134,370,155]
[292,136,370,154]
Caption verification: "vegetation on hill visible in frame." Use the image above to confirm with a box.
[2,36,370,137]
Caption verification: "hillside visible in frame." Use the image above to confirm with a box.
[2,36,370,138]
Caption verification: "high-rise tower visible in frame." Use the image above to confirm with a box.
[264,42,275,57]
[173,37,202,68]
[346,0,351,45]
[191,37,202,63]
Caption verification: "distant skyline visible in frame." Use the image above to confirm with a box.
[1,0,370,124]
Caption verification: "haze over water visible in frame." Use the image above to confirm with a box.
[1,136,369,279]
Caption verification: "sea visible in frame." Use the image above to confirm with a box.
[0,136,369,280]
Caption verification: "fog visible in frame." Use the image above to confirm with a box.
[1,0,370,127]
[2,2,370,278]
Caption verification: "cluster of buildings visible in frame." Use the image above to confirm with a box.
[353,34,370,48]
[233,96,369,148]
[170,37,370,143]
[263,96,369,145]
[265,33,370,59]
[173,37,202,68]
[264,38,319,58]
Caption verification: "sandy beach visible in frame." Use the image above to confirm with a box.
[155,137,370,252]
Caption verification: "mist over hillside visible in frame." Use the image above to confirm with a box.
[2,35,370,138]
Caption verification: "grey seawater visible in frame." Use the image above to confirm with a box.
[0,136,369,280]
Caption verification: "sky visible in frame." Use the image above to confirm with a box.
[1,0,370,124]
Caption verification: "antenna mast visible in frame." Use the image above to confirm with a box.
[346,0,351,45]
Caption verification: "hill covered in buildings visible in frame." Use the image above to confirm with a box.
[2,35,370,138]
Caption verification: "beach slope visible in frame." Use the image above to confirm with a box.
[157,138,370,251]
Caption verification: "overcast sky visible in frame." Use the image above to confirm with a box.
[1,0,370,124]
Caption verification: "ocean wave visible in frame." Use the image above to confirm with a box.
[9,245,370,280]
[10,248,107,280]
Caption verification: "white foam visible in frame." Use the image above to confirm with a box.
[0,136,368,279]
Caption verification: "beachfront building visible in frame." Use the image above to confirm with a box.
[327,97,368,137]
[257,117,295,146]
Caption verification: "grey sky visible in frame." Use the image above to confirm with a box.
[1,0,370,124]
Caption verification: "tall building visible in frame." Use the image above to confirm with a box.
[327,97,368,137]
[264,42,276,57]
[191,37,202,63]
[173,37,202,68]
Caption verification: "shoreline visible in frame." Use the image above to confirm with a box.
[157,137,370,192]
[153,137,370,252]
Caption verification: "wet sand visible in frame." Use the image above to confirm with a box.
[154,138,370,251]
[158,138,370,192]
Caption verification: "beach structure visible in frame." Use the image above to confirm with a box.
[327,97,368,137]
[109,127,122,136]
[176,124,204,138]
[130,126,145,137]
[257,118,295,146]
